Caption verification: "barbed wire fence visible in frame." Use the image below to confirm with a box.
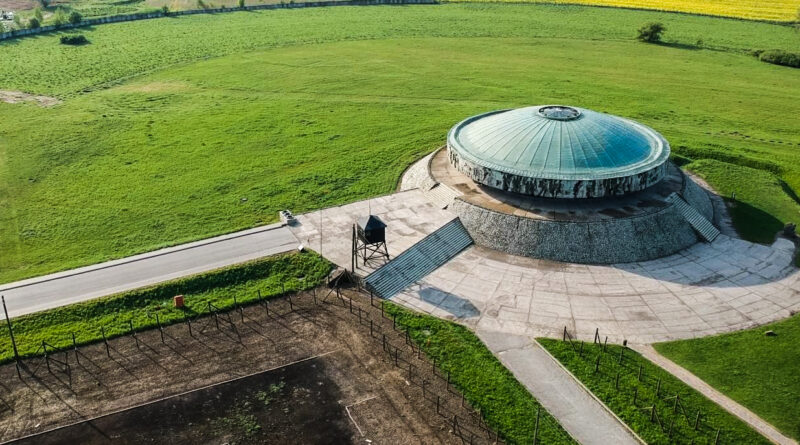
[0,279,531,444]
[561,326,724,444]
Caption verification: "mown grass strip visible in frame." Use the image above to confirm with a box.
[655,314,800,441]
[385,303,576,444]
[538,338,770,444]
[0,251,331,364]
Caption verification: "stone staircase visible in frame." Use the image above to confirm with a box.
[365,218,473,298]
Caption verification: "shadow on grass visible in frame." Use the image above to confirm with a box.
[728,199,783,244]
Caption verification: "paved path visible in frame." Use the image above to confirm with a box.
[478,331,641,445]
[634,345,798,445]
[0,224,298,318]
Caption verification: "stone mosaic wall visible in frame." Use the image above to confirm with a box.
[447,144,667,199]
[453,170,716,264]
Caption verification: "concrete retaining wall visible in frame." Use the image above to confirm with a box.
[453,168,716,264]
[0,0,436,42]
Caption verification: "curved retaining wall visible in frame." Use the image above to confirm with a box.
[0,0,436,42]
[453,168,716,264]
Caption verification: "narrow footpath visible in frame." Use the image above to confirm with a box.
[478,331,642,445]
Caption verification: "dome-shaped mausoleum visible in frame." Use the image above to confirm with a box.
[447,105,670,199]
[411,105,721,264]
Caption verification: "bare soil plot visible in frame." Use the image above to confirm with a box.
[0,91,61,107]
[0,0,34,11]
[0,289,496,444]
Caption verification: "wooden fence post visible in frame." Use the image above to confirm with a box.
[72,332,80,365]
[101,326,110,357]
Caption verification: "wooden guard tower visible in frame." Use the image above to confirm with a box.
[352,215,389,271]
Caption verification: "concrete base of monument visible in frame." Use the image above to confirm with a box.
[422,148,717,264]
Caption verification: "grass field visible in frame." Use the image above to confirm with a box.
[452,0,800,22]
[539,338,771,444]
[655,314,800,440]
[387,304,575,444]
[1,4,799,284]
[0,251,332,362]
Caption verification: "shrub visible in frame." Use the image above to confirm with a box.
[637,22,665,43]
[68,10,82,25]
[32,7,43,22]
[238,0,245,8]
[52,8,68,27]
[27,17,40,29]
[758,49,800,68]
[161,5,169,14]
[60,34,88,45]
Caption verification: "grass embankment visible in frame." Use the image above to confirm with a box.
[684,159,800,243]
[655,314,800,441]
[447,0,800,22]
[1,5,798,284]
[538,338,770,444]
[0,251,331,363]
[386,304,576,444]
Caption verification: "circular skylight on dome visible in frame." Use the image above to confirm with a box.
[538,105,581,121]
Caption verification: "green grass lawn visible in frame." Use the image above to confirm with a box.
[1,4,799,284]
[539,338,771,444]
[0,251,332,362]
[655,314,800,441]
[386,303,575,444]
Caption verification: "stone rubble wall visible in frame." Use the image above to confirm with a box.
[680,169,715,220]
[453,168,717,264]
[448,143,668,199]
[0,0,436,42]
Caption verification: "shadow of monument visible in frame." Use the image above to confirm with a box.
[418,285,480,319]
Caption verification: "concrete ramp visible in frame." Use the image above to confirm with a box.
[668,193,720,242]
[365,218,472,298]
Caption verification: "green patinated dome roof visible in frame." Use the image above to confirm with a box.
[447,105,670,181]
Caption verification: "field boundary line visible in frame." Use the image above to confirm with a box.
[345,395,378,436]
[633,344,798,445]
[0,348,343,445]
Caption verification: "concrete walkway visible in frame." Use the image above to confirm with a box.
[478,331,641,445]
[0,224,298,318]
[634,345,798,445]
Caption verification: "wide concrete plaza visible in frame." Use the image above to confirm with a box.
[289,175,800,344]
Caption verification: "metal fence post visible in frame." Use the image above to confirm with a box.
[533,406,541,445]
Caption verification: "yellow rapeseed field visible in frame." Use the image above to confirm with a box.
[456,0,800,22]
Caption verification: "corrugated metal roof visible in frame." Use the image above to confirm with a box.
[448,105,670,181]
[365,218,473,299]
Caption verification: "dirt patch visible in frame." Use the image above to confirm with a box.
[0,0,35,11]
[0,91,61,107]
[0,289,497,444]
